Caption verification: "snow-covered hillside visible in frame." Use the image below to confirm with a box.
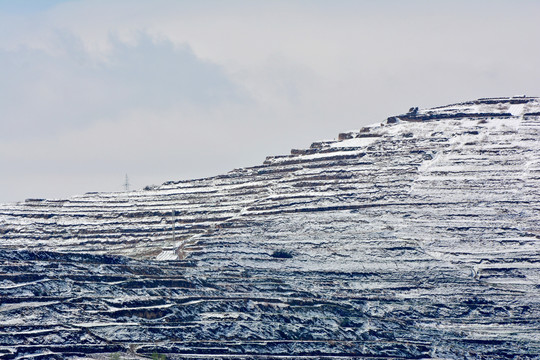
[1,96,540,359]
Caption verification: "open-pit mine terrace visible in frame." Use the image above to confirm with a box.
[1,97,540,359]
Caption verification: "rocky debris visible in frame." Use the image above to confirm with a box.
[1,96,540,358]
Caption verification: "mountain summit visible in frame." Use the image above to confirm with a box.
[1,96,540,359]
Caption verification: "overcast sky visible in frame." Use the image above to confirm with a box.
[1,0,539,203]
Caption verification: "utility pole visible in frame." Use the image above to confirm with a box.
[171,209,175,242]
[124,174,130,191]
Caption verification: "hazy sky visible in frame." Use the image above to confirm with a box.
[1,0,539,203]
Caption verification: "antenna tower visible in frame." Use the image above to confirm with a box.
[124,174,130,191]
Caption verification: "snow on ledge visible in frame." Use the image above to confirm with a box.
[156,249,178,261]
[330,136,379,148]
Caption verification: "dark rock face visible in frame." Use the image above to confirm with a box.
[1,97,540,359]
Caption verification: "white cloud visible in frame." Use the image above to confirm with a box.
[0,33,245,140]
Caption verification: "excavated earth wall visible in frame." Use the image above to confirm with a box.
[1,97,540,359]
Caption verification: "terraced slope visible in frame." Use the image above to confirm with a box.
[1,96,540,359]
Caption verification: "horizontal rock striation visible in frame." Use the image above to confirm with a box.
[1,96,540,359]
